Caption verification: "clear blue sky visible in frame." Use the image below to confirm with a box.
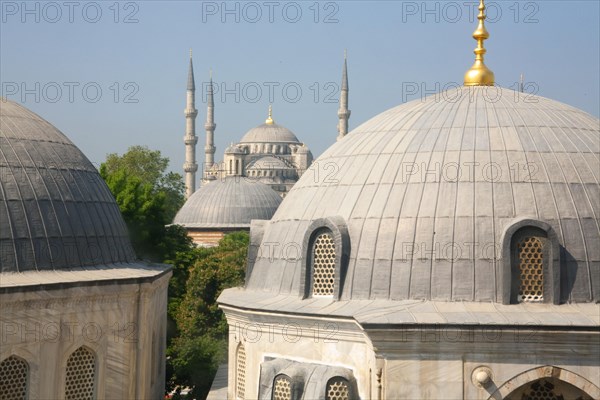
[2,1,599,173]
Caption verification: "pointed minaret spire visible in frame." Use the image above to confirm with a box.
[337,50,351,141]
[464,0,495,86]
[187,49,195,91]
[204,70,216,181]
[520,73,525,93]
[183,50,198,199]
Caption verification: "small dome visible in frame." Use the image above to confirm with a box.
[0,100,136,272]
[173,176,282,228]
[240,123,300,144]
[246,87,600,303]
[225,144,245,154]
[246,156,294,171]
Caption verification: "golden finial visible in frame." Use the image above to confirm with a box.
[265,104,274,125]
[464,0,495,86]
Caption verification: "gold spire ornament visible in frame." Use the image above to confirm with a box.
[265,104,274,124]
[464,0,495,86]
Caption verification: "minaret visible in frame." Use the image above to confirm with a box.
[464,0,495,86]
[204,70,216,180]
[337,50,351,141]
[184,50,198,199]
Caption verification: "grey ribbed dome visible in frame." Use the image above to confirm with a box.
[240,123,299,144]
[246,87,600,303]
[173,177,282,228]
[0,100,136,273]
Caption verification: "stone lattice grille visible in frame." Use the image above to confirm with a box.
[0,356,28,400]
[236,344,246,399]
[312,232,336,296]
[326,378,350,400]
[521,379,564,400]
[517,237,544,302]
[65,347,96,400]
[272,375,291,400]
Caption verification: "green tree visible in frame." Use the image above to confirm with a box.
[99,146,187,261]
[168,232,249,399]
[102,145,185,222]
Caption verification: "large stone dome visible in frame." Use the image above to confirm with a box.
[0,100,136,272]
[246,87,600,303]
[240,122,300,144]
[173,176,282,228]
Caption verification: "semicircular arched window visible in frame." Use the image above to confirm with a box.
[64,346,96,400]
[0,355,29,400]
[311,230,336,297]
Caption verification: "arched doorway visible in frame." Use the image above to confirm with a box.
[504,377,592,400]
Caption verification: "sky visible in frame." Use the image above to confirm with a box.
[2,1,599,175]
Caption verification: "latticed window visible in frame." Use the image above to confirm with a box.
[326,377,350,400]
[0,355,28,400]
[64,347,96,400]
[236,344,246,399]
[272,375,292,400]
[312,232,336,296]
[517,236,544,302]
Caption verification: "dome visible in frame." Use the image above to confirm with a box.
[246,156,294,171]
[173,176,282,228]
[240,123,300,144]
[0,100,136,273]
[225,144,245,154]
[246,87,600,303]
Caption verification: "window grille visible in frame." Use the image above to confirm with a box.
[326,377,350,400]
[0,356,28,400]
[517,236,544,302]
[272,375,291,400]
[64,347,96,400]
[312,232,336,296]
[236,344,246,399]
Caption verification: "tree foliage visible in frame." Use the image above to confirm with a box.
[99,145,186,261]
[99,146,249,399]
[168,232,249,399]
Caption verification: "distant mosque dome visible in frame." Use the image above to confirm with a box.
[240,122,300,144]
[173,176,282,229]
[245,86,600,303]
[0,99,136,272]
[240,104,300,144]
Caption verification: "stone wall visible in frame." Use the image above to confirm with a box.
[0,272,171,400]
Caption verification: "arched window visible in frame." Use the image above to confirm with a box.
[311,230,336,296]
[505,378,593,400]
[516,236,544,302]
[326,377,350,400]
[229,160,233,175]
[301,217,350,300]
[65,346,96,400]
[235,159,240,175]
[501,220,560,304]
[509,227,552,304]
[272,374,292,400]
[236,343,246,400]
[0,355,29,400]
